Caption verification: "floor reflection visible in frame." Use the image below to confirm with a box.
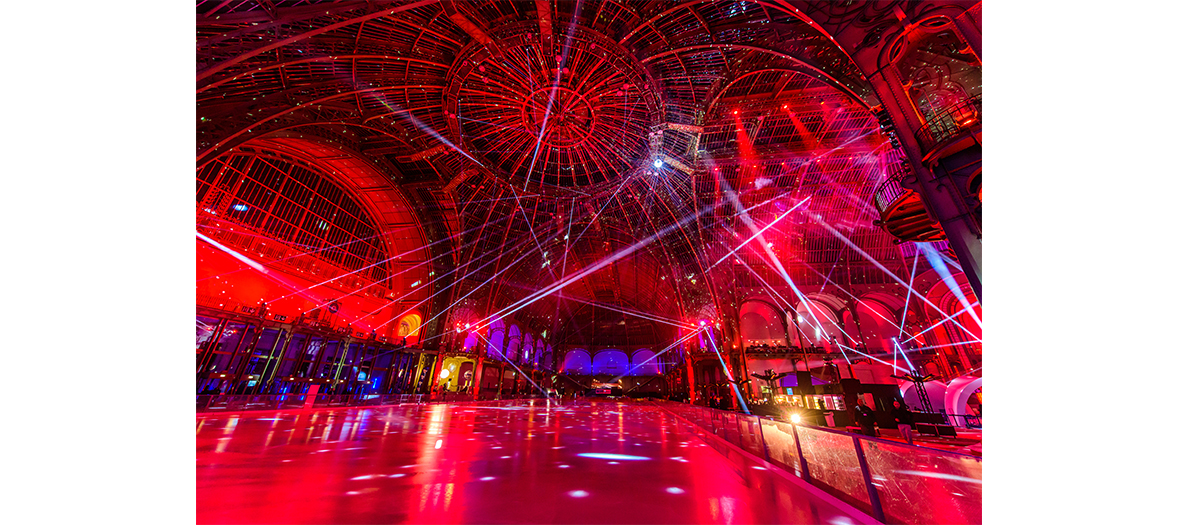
[197,400,870,524]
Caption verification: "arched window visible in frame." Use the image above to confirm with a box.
[397,314,422,342]
[630,349,660,375]
[562,349,591,374]
[855,300,898,352]
[506,325,522,361]
[739,301,787,347]
[791,301,843,350]
[486,321,506,359]
[197,147,391,284]
[592,350,628,375]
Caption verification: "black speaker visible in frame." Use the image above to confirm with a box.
[795,371,814,395]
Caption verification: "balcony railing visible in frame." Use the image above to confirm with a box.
[873,167,908,215]
[915,95,982,153]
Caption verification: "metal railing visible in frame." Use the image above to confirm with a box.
[873,163,910,215]
[915,95,982,153]
[945,413,982,429]
[654,401,981,525]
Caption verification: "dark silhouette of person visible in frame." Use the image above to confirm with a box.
[892,399,914,445]
[855,399,877,437]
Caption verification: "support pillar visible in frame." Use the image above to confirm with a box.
[496,365,506,400]
[429,352,445,399]
[471,355,485,399]
[952,10,982,62]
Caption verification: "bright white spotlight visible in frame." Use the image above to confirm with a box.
[790,414,801,424]
[653,158,664,168]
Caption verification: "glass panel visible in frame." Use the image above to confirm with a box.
[196,316,220,350]
[318,341,341,378]
[245,328,282,375]
[204,322,248,372]
[276,333,306,378]
[737,415,764,457]
[795,426,871,508]
[726,413,742,447]
[215,323,248,354]
[345,342,364,367]
[759,420,801,472]
[373,348,393,370]
[298,337,323,376]
[861,439,983,525]
[225,324,257,373]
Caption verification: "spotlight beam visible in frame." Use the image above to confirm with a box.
[373,239,548,332]
[553,173,635,269]
[299,213,524,314]
[836,342,909,373]
[893,339,917,374]
[918,242,983,328]
[900,302,981,345]
[522,0,585,192]
[898,254,920,338]
[507,184,559,282]
[196,222,420,283]
[415,249,536,338]
[732,254,818,346]
[703,196,811,274]
[812,216,980,339]
[771,250,923,342]
[493,278,694,329]
[704,328,750,415]
[473,196,728,332]
[472,331,551,399]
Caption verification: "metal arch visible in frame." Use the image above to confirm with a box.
[198,0,378,24]
[642,44,869,109]
[739,297,792,329]
[244,132,431,260]
[440,22,661,191]
[701,68,809,119]
[197,1,396,48]
[199,55,452,94]
[201,136,431,294]
[762,0,872,69]
[876,13,962,71]
[617,0,718,46]
[197,84,446,166]
[220,120,419,160]
[197,0,440,82]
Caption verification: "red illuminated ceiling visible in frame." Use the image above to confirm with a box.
[196,1,969,346]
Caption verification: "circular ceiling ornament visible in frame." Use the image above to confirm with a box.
[445,22,660,189]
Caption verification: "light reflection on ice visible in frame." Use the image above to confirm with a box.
[577,453,651,461]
